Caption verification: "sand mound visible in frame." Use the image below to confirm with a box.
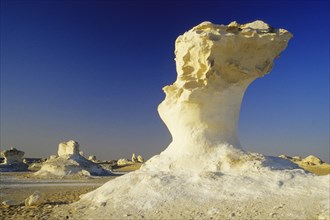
[63,161,329,219]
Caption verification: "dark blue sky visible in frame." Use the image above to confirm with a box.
[1,0,329,162]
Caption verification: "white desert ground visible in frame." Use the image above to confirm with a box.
[1,20,330,220]
[0,160,329,220]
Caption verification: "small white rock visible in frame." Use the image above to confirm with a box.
[25,191,44,207]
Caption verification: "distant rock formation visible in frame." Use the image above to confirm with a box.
[137,155,144,163]
[302,155,324,165]
[2,147,24,164]
[131,153,138,163]
[279,154,329,175]
[35,140,110,177]
[0,147,28,172]
[58,140,80,157]
[88,155,97,161]
[117,158,133,166]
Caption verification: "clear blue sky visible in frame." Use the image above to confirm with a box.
[1,0,329,162]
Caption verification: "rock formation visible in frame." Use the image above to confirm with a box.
[25,191,44,207]
[58,21,329,219]
[0,147,28,172]
[35,140,110,177]
[58,140,79,157]
[131,153,138,163]
[88,155,97,161]
[302,155,324,165]
[280,154,329,175]
[117,158,133,166]
[137,155,144,163]
[2,147,24,164]
[148,20,294,171]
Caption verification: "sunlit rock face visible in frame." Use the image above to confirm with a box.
[153,20,292,171]
[63,21,329,220]
[58,140,80,157]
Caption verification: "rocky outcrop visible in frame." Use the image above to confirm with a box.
[302,155,324,165]
[117,158,133,166]
[150,20,293,171]
[58,140,80,157]
[0,147,28,172]
[35,140,110,177]
[88,155,97,161]
[131,153,138,163]
[66,21,329,219]
[137,155,144,163]
[279,154,329,175]
[2,147,24,164]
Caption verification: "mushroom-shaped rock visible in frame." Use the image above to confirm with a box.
[145,20,292,171]
[67,21,329,219]
[35,140,111,177]
[0,147,28,172]
[2,147,25,164]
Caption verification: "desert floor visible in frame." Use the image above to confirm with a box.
[0,163,328,220]
[0,164,141,220]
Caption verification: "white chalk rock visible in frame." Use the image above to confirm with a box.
[35,140,110,177]
[137,155,144,163]
[25,191,44,207]
[132,153,138,163]
[0,147,28,172]
[65,21,329,220]
[117,158,132,166]
[1,147,24,164]
[302,155,323,165]
[58,140,80,157]
[88,155,97,161]
[152,20,292,171]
